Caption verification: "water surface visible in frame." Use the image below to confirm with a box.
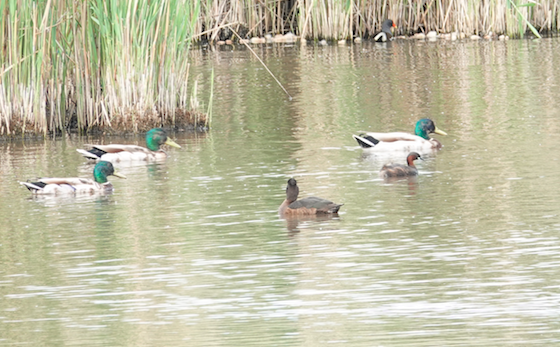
[2,38,560,346]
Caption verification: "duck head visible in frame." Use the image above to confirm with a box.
[382,19,397,33]
[146,128,182,151]
[406,152,423,167]
[415,119,447,140]
[93,161,127,183]
[286,178,299,203]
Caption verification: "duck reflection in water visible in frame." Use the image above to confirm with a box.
[25,192,116,207]
[381,175,419,196]
[283,214,340,235]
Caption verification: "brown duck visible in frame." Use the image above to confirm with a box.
[279,178,343,215]
[379,152,423,178]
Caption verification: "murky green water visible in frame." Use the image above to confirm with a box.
[2,38,560,346]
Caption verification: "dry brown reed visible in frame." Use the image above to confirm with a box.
[197,0,556,41]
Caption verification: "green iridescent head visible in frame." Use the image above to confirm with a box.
[146,128,181,151]
[415,119,447,140]
[93,161,126,183]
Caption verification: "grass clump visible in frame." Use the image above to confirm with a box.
[0,0,207,136]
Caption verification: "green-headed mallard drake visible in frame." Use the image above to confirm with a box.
[380,152,422,178]
[353,118,447,153]
[77,128,181,162]
[374,19,397,42]
[279,178,343,215]
[20,161,126,195]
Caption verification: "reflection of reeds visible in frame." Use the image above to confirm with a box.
[0,0,553,135]
[0,0,206,136]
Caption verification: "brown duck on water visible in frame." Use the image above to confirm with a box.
[379,152,423,178]
[279,178,343,215]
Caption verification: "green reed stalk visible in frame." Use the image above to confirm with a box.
[508,0,541,38]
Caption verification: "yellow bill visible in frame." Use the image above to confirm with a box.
[112,172,127,179]
[434,127,447,136]
[165,138,182,148]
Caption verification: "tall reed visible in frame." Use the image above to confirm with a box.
[0,0,205,136]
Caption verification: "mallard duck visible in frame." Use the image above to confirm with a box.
[279,178,343,215]
[353,118,447,153]
[20,161,126,195]
[77,128,181,162]
[374,19,397,42]
[380,152,422,178]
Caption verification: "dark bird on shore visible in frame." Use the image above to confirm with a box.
[279,178,343,215]
[380,152,423,178]
[374,19,397,42]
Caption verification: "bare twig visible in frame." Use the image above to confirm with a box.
[230,27,293,100]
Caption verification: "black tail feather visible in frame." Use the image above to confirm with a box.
[89,148,108,158]
[353,134,379,148]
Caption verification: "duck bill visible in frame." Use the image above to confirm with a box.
[113,172,127,179]
[165,138,182,148]
[434,127,447,136]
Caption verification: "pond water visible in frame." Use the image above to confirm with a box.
[2,38,560,346]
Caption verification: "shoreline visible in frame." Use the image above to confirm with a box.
[1,111,209,139]
[212,30,558,46]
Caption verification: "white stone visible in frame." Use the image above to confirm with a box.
[426,31,438,38]
[273,34,285,43]
[283,32,297,42]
